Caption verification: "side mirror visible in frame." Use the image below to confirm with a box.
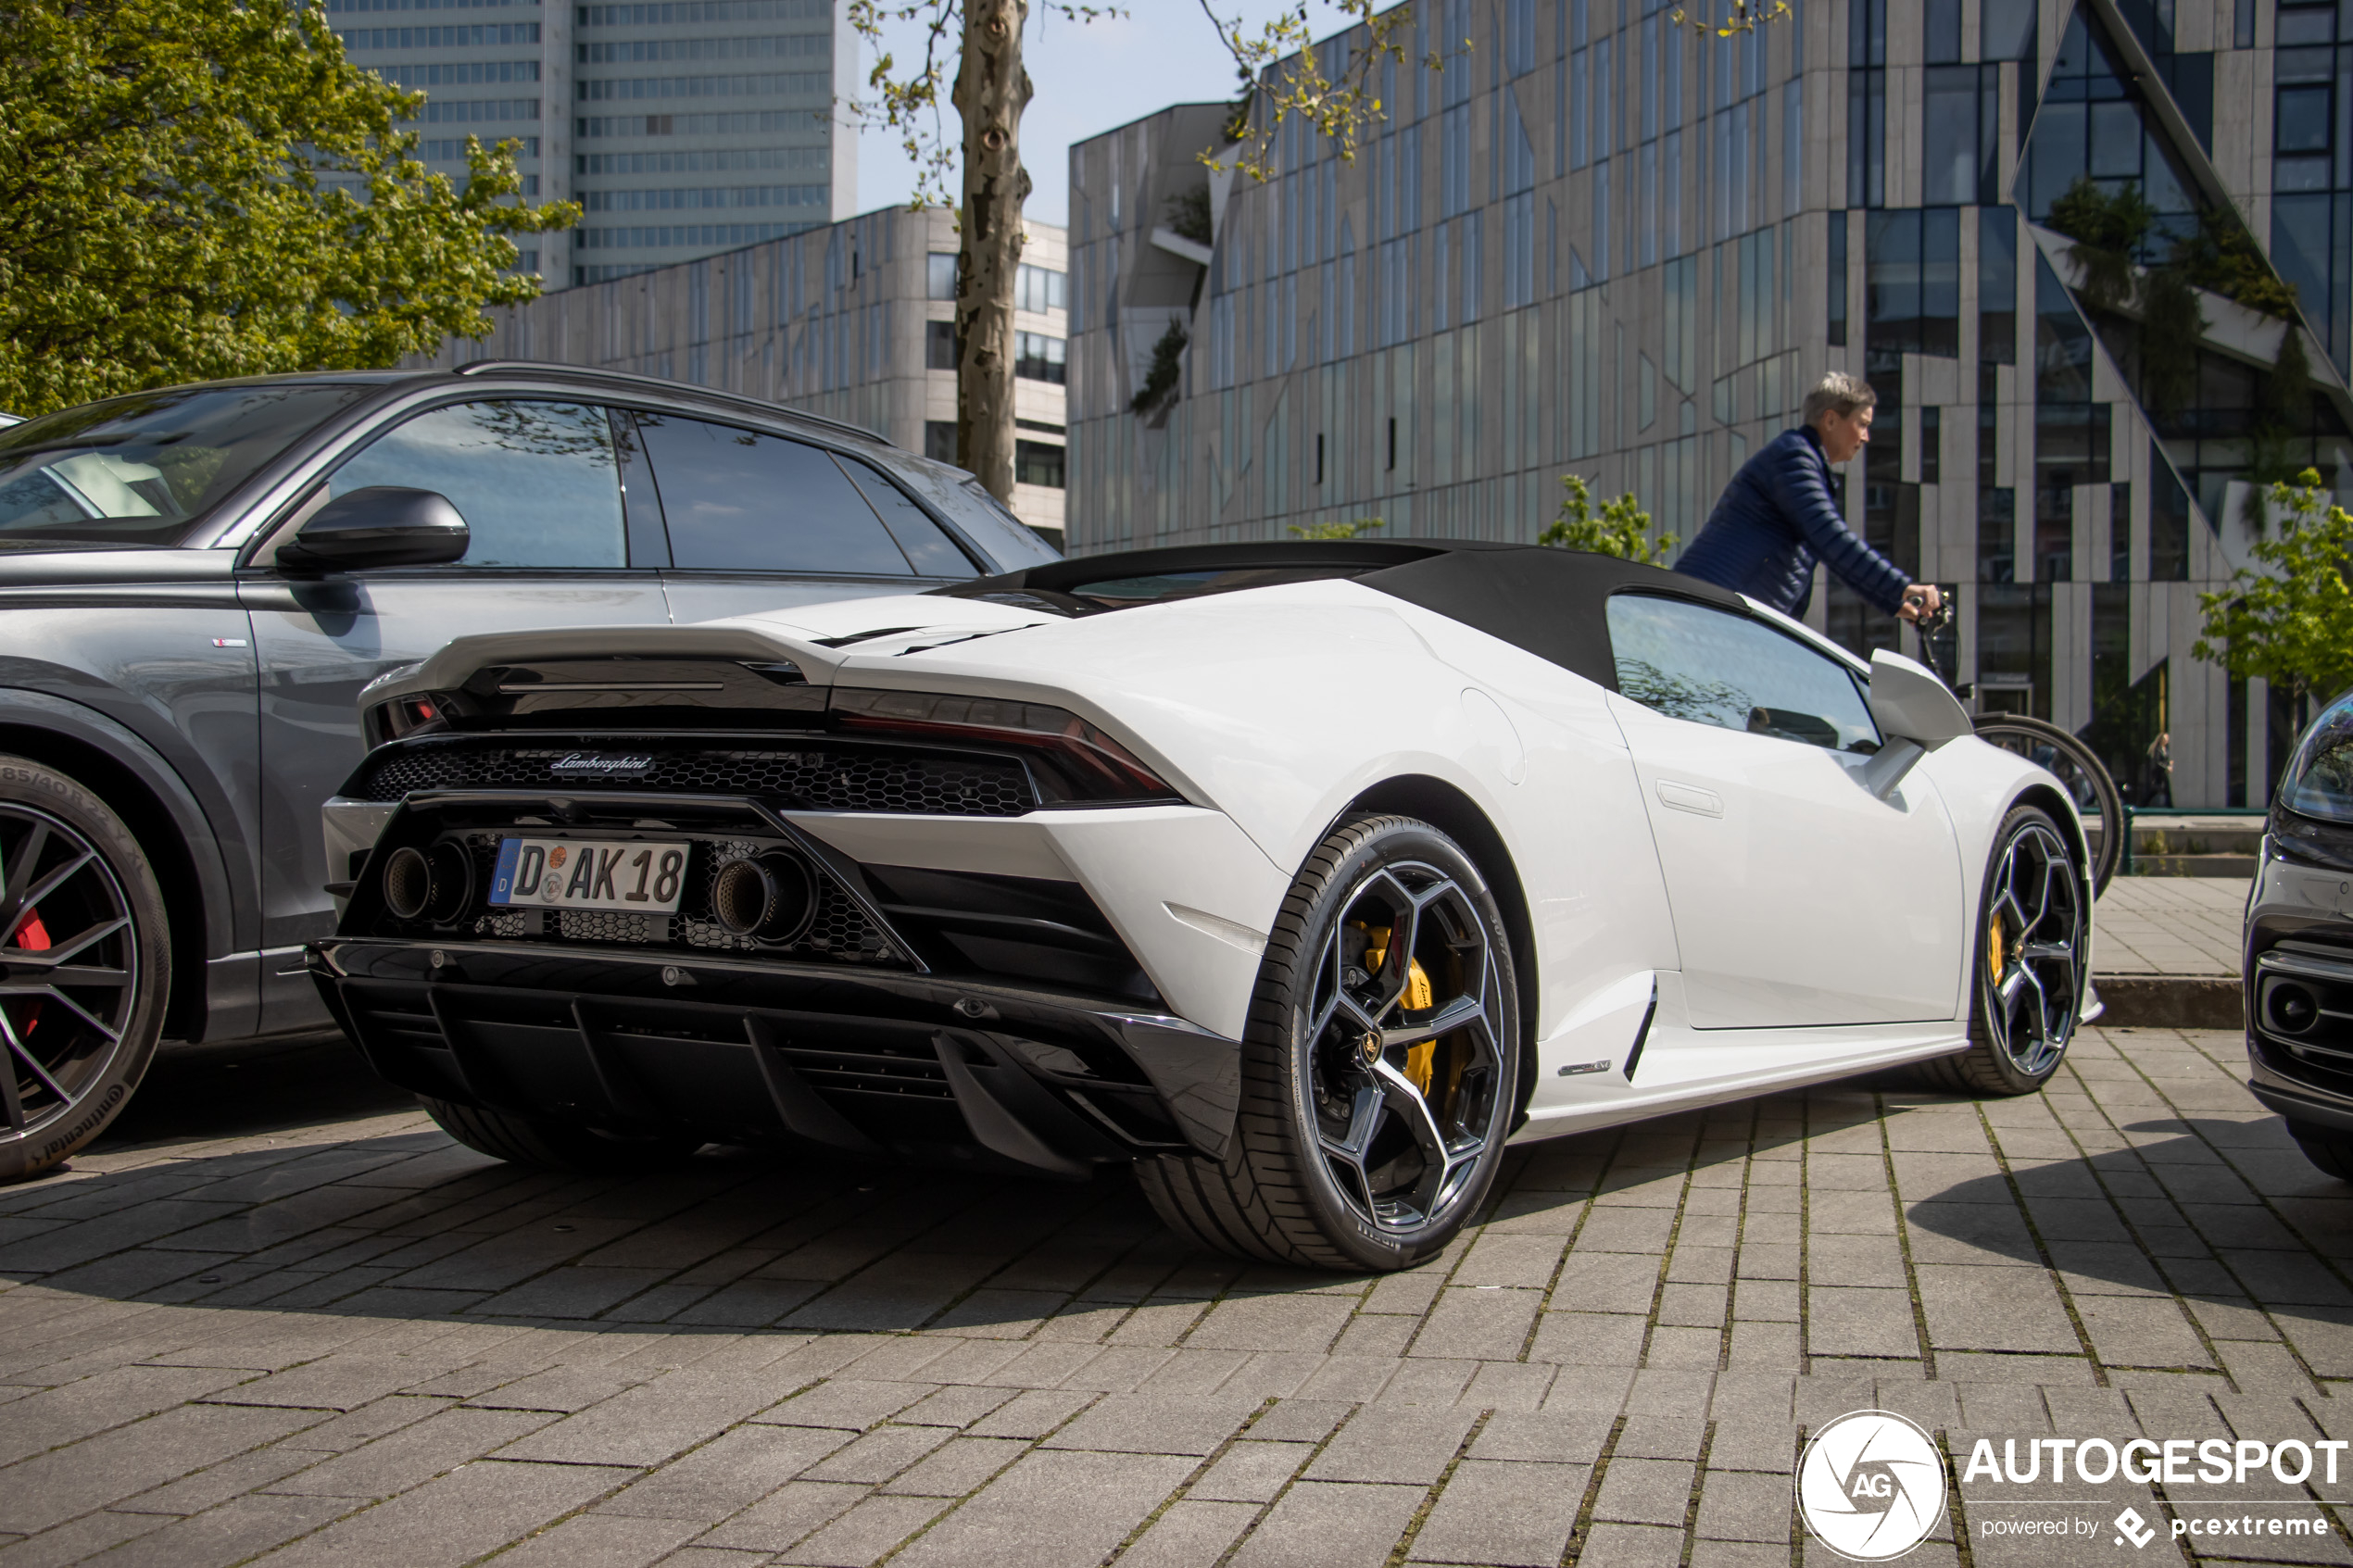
[277,487,469,573]
[1858,649,1974,798]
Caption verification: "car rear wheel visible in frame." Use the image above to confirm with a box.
[419,1095,703,1175]
[1914,803,2087,1097]
[1136,814,1521,1272]
[0,758,170,1183]
[2287,1120,2353,1183]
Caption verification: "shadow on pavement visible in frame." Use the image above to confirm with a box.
[1901,1115,2353,1324]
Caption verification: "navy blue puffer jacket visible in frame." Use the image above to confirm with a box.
[1675,425,1911,617]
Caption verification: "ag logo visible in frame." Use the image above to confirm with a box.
[1795,1409,1946,1561]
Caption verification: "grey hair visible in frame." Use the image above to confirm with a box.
[1803,370,1878,427]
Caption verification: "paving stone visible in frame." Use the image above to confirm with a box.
[1044,1393,1258,1455]
[888,1449,1192,1568]
[1593,1456,1697,1526]
[599,1424,853,1519]
[0,1401,330,1537]
[1408,1458,1583,1565]
[247,1457,633,1568]
[1114,1499,1258,1568]
[267,1406,552,1499]
[1226,1479,1425,1568]
[1306,1403,1478,1484]
[74,1495,355,1568]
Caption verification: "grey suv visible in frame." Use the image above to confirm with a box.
[0,362,1058,1177]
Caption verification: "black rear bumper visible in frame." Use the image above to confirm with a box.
[308,937,1240,1173]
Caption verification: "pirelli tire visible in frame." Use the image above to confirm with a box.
[1137,813,1521,1272]
[417,1095,703,1175]
[1913,802,2089,1098]
[0,757,171,1184]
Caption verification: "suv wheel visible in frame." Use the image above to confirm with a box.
[0,758,170,1181]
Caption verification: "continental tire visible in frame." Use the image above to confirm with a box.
[1137,814,1520,1272]
[1914,804,2087,1097]
[418,1095,702,1175]
[0,757,170,1183]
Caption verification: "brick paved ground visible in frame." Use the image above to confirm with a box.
[2,1025,2349,1568]
[2095,880,2247,980]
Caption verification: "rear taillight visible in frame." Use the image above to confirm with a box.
[830,688,1180,804]
[363,694,452,749]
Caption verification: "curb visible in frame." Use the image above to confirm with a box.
[2095,974,2244,1030]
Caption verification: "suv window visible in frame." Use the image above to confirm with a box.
[329,400,626,569]
[0,383,371,549]
[1605,593,1881,753]
[634,414,918,576]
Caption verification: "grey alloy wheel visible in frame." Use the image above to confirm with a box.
[0,760,170,1181]
[1136,814,1520,1271]
[1302,859,1512,1234]
[1914,803,2086,1098]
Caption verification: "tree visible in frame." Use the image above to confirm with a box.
[849,0,1419,501]
[0,0,579,417]
[2194,469,2353,711]
[1539,474,1672,564]
[1288,517,1384,538]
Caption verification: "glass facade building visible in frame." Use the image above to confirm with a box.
[333,0,855,287]
[1065,0,2353,808]
[421,207,1073,540]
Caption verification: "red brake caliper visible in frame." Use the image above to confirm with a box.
[13,911,46,1038]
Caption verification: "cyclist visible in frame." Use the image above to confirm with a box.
[1678,371,1942,625]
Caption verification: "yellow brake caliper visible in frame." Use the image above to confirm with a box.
[1987,911,2005,980]
[1361,924,1439,1093]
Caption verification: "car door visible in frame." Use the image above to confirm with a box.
[1602,592,1965,1029]
[241,397,671,1024]
[627,411,982,622]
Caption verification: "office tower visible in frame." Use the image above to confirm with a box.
[1066,0,2344,808]
[332,0,855,286]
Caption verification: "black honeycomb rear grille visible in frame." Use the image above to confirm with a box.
[352,738,1035,816]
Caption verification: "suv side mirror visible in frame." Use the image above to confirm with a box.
[1858,648,1974,798]
[277,487,469,573]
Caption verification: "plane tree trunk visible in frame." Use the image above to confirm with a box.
[950,0,1030,504]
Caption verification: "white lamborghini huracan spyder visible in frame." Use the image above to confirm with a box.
[311,540,2094,1271]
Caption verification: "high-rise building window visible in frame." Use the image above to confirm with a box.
[1014,440,1065,488]
[926,252,956,301]
[1978,207,2017,363]
[1014,332,1065,383]
[1827,215,1847,346]
[925,319,955,370]
[1014,263,1066,313]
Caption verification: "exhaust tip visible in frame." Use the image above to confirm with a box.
[712,852,817,942]
[383,847,432,921]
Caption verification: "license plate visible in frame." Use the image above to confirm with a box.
[490,838,690,912]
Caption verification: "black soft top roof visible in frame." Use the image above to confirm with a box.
[937,539,1746,692]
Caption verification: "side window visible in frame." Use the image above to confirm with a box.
[837,456,977,578]
[1605,594,1881,753]
[328,400,626,569]
[633,415,913,576]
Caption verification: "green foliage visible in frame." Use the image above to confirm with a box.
[2175,205,2301,320]
[1164,185,1213,245]
[2136,262,2205,420]
[2047,176,2158,313]
[0,0,579,416]
[1130,320,1189,416]
[1538,474,1672,564]
[2195,469,2353,703]
[1288,517,1384,538]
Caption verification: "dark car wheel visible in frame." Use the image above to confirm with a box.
[1915,803,2087,1097]
[418,1095,703,1175]
[2286,1120,2353,1183]
[1138,814,1521,1272]
[0,758,170,1183]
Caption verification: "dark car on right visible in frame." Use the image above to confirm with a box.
[2246,688,2353,1179]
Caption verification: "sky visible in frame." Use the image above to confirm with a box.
[850,2,1325,228]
